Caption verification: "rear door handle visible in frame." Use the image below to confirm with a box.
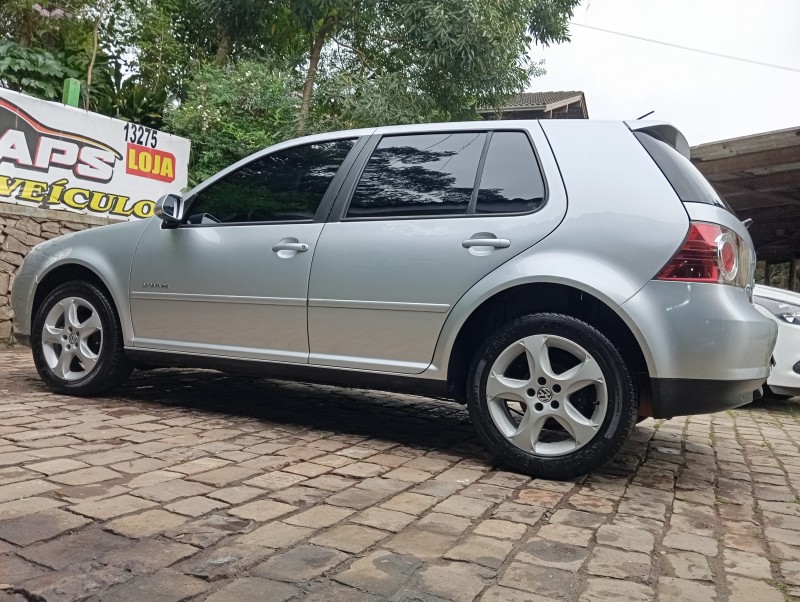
[462,238,511,249]
[272,242,309,252]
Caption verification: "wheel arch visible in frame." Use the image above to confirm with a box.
[32,262,121,333]
[445,281,653,415]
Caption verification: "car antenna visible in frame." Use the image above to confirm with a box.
[636,110,655,120]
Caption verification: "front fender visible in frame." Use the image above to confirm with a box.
[18,219,148,344]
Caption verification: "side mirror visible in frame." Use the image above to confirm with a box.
[155,194,183,227]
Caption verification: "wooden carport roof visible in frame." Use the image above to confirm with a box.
[692,127,800,263]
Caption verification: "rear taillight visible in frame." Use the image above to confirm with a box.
[657,222,750,287]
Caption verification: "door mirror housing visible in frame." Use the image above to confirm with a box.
[155,194,183,226]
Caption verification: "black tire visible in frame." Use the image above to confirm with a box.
[31,280,133,396]
[466,313,638,479]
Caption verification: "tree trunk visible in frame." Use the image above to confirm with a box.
[85,3,107,110]
[215,33,230,65]
[299,16,336,134]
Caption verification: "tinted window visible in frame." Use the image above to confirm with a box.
[634,132,732,211]
[186,139,354,224]
[347,132,486,218]
[476,132,545,214]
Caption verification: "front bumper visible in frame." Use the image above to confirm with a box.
[10,273,35,347]
[621,280,777,416]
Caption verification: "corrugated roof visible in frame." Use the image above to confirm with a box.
[503,91,584,108]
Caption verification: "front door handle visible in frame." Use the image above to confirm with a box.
[462,238,510,249]
[272,241,309,252]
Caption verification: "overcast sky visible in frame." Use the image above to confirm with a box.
[530,0,800,145]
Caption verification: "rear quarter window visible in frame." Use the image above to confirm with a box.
[634,131,733,212]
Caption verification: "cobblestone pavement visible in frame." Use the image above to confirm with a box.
[0,348,799,601]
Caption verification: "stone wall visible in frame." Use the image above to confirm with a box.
[0,203,115,345]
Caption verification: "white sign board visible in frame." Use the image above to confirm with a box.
[0,88,190,220]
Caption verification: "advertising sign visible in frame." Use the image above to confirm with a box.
[0,88,190,220]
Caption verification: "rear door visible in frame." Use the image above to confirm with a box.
[307,124,566,374]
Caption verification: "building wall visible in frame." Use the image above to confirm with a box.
[0,204,115,345]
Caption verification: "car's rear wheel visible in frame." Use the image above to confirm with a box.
[466,313,638,479]
[31,281,132,396]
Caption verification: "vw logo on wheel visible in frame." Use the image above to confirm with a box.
[536,387,553,402]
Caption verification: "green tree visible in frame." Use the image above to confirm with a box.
[164,59,300,185]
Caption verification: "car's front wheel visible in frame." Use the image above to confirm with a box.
[31,280,132,396]
[466,313,637,479]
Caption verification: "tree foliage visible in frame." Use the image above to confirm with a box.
[0,0,580,182]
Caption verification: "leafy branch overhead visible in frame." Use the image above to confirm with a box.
[0,0,578,181]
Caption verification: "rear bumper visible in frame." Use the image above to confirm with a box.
[651,377,766,418]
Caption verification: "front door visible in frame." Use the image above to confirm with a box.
[308,127,567,374]
[130,137,357,362]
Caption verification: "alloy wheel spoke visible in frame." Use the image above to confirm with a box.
[54,349,76,379]
[521,334,555,380]
[509,410,548,451]
[80,311,102,336]
[486,371,529,403]
[557,401,601,446]
[77,344,98,372]
[64,299,81,330]
[560,356,605,395]
[41,325,64,346]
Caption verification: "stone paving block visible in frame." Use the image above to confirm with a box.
[245,471,308,491]
[269,484,329,506]
[283,461,333,478]
[549,508,606,529]
[492,502,546,526]
[106,509,188,538]
[24,457,89,475]
[596,523,655,553]
[183,543,272,580]
[0,508,91,545]
[567,493,616,514]
[724,548,772,580]
[18,563,133,600]
[403,561,491,601]
[165,495,229,517]
[727,576,784,602]
[228,499,297,522]
[662,529,719,557]
[204,577,299,602]
[473,518,528,540]
[663,551,712,581]
[498,562,581,600]
[303,582,382,602]
[537,523,594,547]
[587,547,651,581]
[284,504,354,528]
[0,479,58,503]
[351,506,416,532]
[516,487,564,508]
[515,536,589,572]
[385,527,459,561]
[165,514,251,548]
[579,577,654,602]
[110,457,168,474]
[657,577,717,601]
[188,465,259,487]
[0,496,63,521]
[97,568,210,602]
[415,512,473,536]
[101,538,199,573]
[207,485,264,505]
[433,494,493,518]
[444,534,514,569]
[334,549,422,596]
[47,466,121,486]
[19,528,130,569]
[327,486,391,510]
[236,520,315,549]
[130,478,214,502]
[310,523,388,553]
[252,544,350,582]
[70,494,158,520]
[0,554,48,583]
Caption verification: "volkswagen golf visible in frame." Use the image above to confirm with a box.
[11,119,777,478]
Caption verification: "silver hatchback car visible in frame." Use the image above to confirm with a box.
[11,120,777,478]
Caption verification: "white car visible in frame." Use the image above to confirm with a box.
[754,284,800,398]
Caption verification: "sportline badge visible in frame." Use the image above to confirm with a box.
[0,89,190,220]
